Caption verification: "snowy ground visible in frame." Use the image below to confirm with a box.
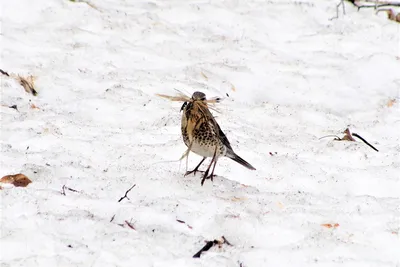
[1,0,400,266]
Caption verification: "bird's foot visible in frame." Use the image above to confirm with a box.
[184,169,204,177]
[200,171,214,186]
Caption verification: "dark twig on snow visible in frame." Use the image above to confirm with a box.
[193,236,232,258]
[0,69,10,76]
[9,105,18,111]
[352,133,379,152]
[327,128,379,152]
[118,184,136,202]
[193,240,219,258]
[110,214,115,222]
[176,219,193,229]
[61,185,79,195]
[1,104,19,111]
[124,220,136,230]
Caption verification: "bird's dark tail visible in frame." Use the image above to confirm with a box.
[227,151,256,170]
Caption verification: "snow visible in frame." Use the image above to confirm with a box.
[1,0,400,266]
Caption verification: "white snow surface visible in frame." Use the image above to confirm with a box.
[1,0,400,266]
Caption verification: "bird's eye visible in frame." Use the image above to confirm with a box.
[201,97,206,101]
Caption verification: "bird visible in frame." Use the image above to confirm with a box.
[180,91,256,185]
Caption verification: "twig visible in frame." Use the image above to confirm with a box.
[61,185,79,195]
[0,69,10,76]
[176,219,193,229]
[193,236,232,258]
[319,134,341,140]
[110,214,115,222]
[125,220,136,230]
[1,104,19,111]
[193,240,219,258]
[118,184,136,202]
[9,105,18,111]
[329,128,379,152]
[352,133,379,152]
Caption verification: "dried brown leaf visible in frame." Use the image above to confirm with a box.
[30,103,40,109]
[0,70,38,96]
[387,99,396,107]
[1,174,32,187]
[321,223,340,228]
[18,75,37,96]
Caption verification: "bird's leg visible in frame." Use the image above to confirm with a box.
[185,157,206,176]
[208,157,218,182]
[201,146,218,186]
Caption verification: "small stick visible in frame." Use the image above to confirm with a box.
[118,184,136,202]
[319,134,341,140]
[125,220,136,230]
[329,128,379,152]
[352,133,379,152]
[0,69,10,76]
[61,185,79,195]
[9,105,18,111]
[110,214,115,222]
[193,240,219,258]
[193,236,232,258]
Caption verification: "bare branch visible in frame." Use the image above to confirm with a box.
[176,219,193,229]
[324,128,379,152]
[193,240,219,258]
[125,220,136,230]
[352,133,379,152]
[193,236,232,258]
[118,184,136,202]
[61,185,79,195]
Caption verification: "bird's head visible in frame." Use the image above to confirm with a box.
[191,91,206,101]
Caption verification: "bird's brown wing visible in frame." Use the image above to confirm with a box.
[215,122,232,150]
